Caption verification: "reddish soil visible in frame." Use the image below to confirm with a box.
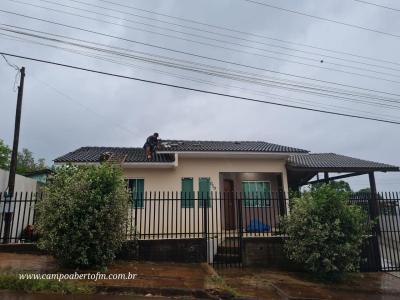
[218,268,400,300]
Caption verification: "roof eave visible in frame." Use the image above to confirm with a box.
[286,165,400,172]
[158,151,308,158]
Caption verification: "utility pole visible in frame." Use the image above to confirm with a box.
[3,66,25,244]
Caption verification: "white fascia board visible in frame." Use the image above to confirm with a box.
[158,151,303,159]
[122,162,176,169]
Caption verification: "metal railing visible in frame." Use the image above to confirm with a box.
[0,192,39,244]
[0,191,398,270]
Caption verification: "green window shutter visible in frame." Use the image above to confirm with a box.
[242,181,271,207]
[242,181,251,206]
[129,179,144,208]
[259,182,271,207]
[181,178,194,208]
[199,177,211,208]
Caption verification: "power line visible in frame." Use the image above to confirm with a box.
[3,32,397,119]
[1,51,399,125]
[11,0,400,81]
[31,0,400,74]
[10,0,400,86]
[1,54,19,70]
[353,0,400,12]
[28,74,138,137]
[94,0,400,67]
[4,25,400,108]
[2,9,400,99]
[1,53,21,91]
[241,0,400,38]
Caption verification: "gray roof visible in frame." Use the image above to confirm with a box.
[54,147,175,163]
[54,140,309,163]
[288,153,399,172]
[159,140,308,153]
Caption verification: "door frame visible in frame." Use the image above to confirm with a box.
[223,179,236,230]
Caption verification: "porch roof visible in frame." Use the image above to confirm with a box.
[287,153,399,188]
[287,153,399,172]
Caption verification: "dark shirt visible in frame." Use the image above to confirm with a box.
[146,135,158,147]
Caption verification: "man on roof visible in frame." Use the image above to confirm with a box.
[143,132,160,160]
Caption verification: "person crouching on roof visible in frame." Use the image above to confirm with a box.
[144,132,160,160]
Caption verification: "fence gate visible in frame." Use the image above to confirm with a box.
[351,192,400,272]
[376,193,400,271]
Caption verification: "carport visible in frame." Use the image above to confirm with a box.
[286,153,399,192]
[286,152,400,272]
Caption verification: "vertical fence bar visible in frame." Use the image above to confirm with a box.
[175,192,182,238]
[20,192,29,242]
[166,191,170,239]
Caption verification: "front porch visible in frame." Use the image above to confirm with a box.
[218,172,287,232]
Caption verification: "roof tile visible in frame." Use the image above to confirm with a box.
[288,153,399,172]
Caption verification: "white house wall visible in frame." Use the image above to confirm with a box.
[123,157,288,239]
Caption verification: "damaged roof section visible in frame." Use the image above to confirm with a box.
[160,140,308,153]
[54,147,175,163]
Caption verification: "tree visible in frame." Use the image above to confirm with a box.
[0,139,11,169]
[312,180,352,193]
[283,184,369,280]
[0,139,47,174]
[356,188,371,194]
[17,148,36,174]
[329,180,352,193]
[36,164,130,268]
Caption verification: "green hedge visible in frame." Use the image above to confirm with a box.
[36,164,129,268]
[283,184,369,280]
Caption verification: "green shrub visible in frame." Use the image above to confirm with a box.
[283,184,369,280]
[36,164,129,268]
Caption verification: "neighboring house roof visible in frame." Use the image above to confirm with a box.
[54,147,175,163]
[159,140,309,153]
[54,140,309,163]
[23,169,54,177]
[287,153,399,172]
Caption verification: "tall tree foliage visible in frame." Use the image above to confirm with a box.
[0,139,47,174]
[0,140,11,169]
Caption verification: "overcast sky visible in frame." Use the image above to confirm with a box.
[0,0,399,191]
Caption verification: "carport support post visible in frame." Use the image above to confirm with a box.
[368,172,380,230]
[324,172,329,184]
[368,172,382,271]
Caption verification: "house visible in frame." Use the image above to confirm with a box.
[52,140,400,266]
[54,139,399,195]
[54,139,398,233]
[23,168,54,185]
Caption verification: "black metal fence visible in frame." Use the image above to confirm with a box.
[0,192,39,244]
[0,191,399,271]
[126,192,287,266]
[350,192,400,272]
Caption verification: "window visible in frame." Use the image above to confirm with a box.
[181,178,194,208]
[128,179,144,208]
[242,181,271,207]
[199,177,211,208]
